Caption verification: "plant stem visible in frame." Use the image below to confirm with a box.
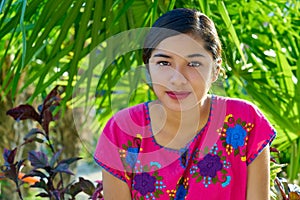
[275,178,288,200]
[16,182,24,200]
[46,136,56,154]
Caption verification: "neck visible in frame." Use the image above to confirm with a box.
[150,95,211,134]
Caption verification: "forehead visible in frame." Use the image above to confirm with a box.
[152,34,211,58]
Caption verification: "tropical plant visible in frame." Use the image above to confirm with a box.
[270,148,300,200]
[0,0,299,196]
[1,86,103,199]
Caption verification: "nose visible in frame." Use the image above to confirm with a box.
[169,67,187,86]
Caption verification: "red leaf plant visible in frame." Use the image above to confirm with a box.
[1,86,103,200]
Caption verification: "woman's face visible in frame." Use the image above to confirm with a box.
[148,33,219,111]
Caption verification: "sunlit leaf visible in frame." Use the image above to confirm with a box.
[28,151,49,169]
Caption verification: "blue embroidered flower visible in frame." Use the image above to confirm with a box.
[175,184,187,200]
[226,124,247,149]
[133,172,156,195]
[126,147,139,168]
[197,154,223,177]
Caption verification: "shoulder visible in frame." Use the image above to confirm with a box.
[112,102,149,125]
[214,95,260,114]
[214,95,256,107]
[103,102,150,138]
[213,95,272,126]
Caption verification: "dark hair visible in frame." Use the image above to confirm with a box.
[142,8,222,64]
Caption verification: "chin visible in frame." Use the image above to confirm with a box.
[160,97,202,112]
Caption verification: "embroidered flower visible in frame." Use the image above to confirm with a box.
[226,124,247,149]
[169,177,189,200]
[126,147,139,168]
[174,184,187,200]
[197,154,223,177]
[133,172,156,195]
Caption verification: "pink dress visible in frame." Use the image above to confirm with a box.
[94,95,276,199]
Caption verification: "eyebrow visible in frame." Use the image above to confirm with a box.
[187,53,205,58]
[153,53,172,58]
[153,53,205,59]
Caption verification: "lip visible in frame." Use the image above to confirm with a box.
[166,91,191,100]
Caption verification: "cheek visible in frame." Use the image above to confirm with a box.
[188,68,209,82]
[195,66,215,81]
[149,67,169,82]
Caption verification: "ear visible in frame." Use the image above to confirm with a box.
[211,58,222,82]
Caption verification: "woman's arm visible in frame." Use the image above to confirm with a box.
[247,144,270,200]
[102,170,132,200]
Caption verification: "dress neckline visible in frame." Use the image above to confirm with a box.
[144,95,216,152]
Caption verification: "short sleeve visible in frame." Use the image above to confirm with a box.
[94,116,130,182]
[246,104,276,165]
[93,103,148,185]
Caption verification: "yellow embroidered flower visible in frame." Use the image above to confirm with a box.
[241,156,246,162]
[167,189,176,197]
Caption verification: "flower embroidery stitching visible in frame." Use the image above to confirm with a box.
[126,147,139,168]
[119,134,142,172]
[190,146,231,188]
[133,172,156,195]
[197,154,223,177]
[226,124,247,149]
[167,177,189,200]
[175,185,187,200]
[219,114,254,160]
[132,162,166,199]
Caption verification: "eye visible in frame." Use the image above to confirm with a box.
[188,61,202,67]
[157,61,171,66]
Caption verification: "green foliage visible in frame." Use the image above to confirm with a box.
[0,0,299,186]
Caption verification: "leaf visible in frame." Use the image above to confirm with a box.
[212,177,218,184]
[32,137,45,144]
[49,150,62,168]
[91,185,103,200]
[289,192,300,200]
[128,140,132,146]
[52,163,73,175]
[36,192,50,197]
[24,169,48,180]
[28,151,49,169]
[68,181,83,197]
[6,104,40,122]
[112,0,134,25]
[59,157,82,165]
[42,109,53,135]
[234,149,239,156]
[3,147,17,164]
[16,159,25,171]
[51,190,61,200]
[24,128,45,141]
[41,85,60,114]
[217,1,247,65]
[2,163,18,183]
[217,151,222,156]
[79,177,95,196]
[192,172,199,178]
[196,176,202,182]
[270,146,280,154]
[92,181,103,199]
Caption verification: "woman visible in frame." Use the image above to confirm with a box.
[94,8,276,199]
